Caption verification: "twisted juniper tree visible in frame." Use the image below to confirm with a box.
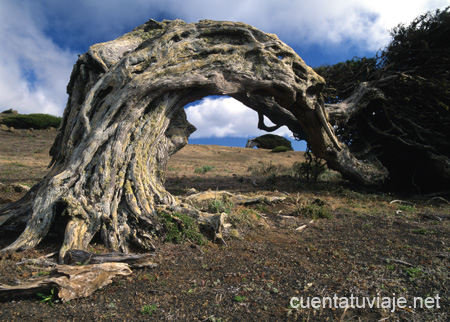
[0,19,387,261]
[322,7,450,192]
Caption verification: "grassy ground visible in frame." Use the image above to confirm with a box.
[0,126,449,321]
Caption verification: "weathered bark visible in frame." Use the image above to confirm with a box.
[0,262,134,302]
[0,19,388,260]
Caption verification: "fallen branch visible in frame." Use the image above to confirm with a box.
[66,250,156,268]
[295,225,307,232]
[0,250,157,302]
[295,220,314,232]
[185,190,287,205]
[0,262,132,302]
[16,252,58,267]
[425,197,450,206]
[379,257,414,267]
[436,252,450,259]
[389,200,415,206]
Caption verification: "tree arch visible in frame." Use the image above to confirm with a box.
[0,19,388,261]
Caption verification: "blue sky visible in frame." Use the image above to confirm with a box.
[1,0,448,150]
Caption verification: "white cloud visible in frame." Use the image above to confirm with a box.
[170,0,449,51]
[0,1,75,116]
[185,97,293,139]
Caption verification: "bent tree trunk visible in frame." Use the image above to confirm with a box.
[0,19,388,261]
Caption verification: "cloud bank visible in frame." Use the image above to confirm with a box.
[0,1,75,115]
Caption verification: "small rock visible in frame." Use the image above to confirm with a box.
[12,184,31,193]
[229,229,240,239]
[186,188,198,196]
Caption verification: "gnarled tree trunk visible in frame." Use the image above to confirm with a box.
[0,19,388,261]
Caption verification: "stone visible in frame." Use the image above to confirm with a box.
[186,188,198,196]
[229,229,240,239]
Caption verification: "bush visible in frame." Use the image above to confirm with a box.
[1,109,18,114]
[194,165,215,174]
[158,211,206,245]
[252,134,293,150]
[291,145,326,184]
[271,146,290,153]
[2,113,61,129]
[248,161,290,177]
[291,160,326,184]
[299,202,333,219]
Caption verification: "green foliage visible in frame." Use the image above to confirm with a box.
[396,204,415,212]
[299,203,333,219]
[412,228,437,235]
[1,108,18,114]
[315,7,450,192]
[271,146,290,153]
[158,211,206,245]
[207,197,234,214]
[252,134,293,150]
[233,295,246,302]
[141,304,157,315]
[406,267,423,279]
[315,57,378,104]
[380,7,450,77]
[195,165,215,174]
[35,271,50,276]
[2,113,61,129]
[291,146,326,184]
[37,288,59,307]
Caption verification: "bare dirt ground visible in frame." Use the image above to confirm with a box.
[0,127,449,321]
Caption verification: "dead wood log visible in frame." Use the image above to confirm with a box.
[0,250,157,302]
[66,249,156,268]
[0,263,132,302]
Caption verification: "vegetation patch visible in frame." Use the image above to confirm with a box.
[206,197,234,214]
[271,146,290,153]
[141,304,157,315]
[157,211,207,245]
[2,114,61,129]
[195,164,215,174]
[298,199,333,219]
[37,288,59,307]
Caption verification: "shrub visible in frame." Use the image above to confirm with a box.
[291,145,326,184]
[271,146,290,153]
[299,204,333,219]
[1,108,18,114]
[248,161,290,177]
[207,198,234,214]
[141,304,157,315]
[158,211,206,245]
[2,113,61,129]
[251,134,293,150]
[291,160,326,183]
[195,165,215,174]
